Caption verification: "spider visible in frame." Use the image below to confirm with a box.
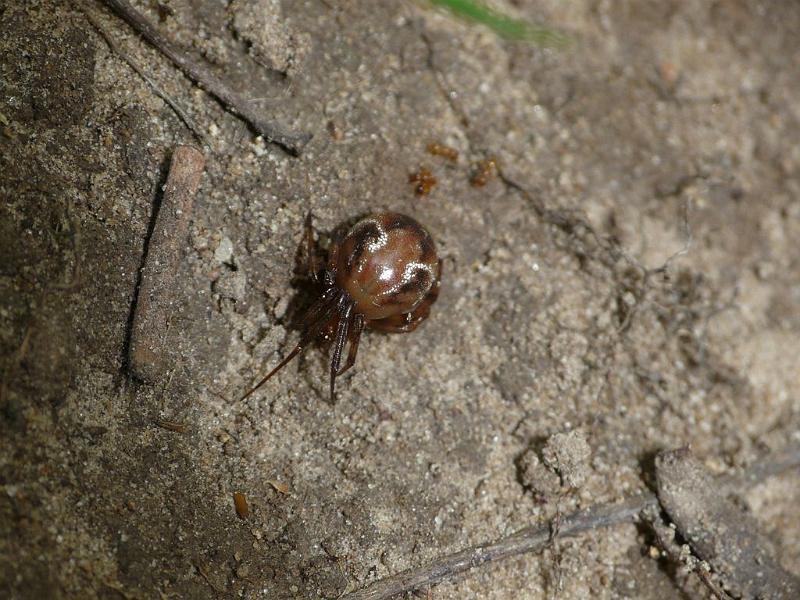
[241,212,442,401]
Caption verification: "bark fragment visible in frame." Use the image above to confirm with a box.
[655,448,800,600]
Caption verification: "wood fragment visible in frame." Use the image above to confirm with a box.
[129,145,205,383]
[267,480,290,495]
[233,492,249,519]
[340,444,800,600]
[194,561,224,593]
[656,447,800,600]
[643,506,732,600]
[99,0,312,155]
[153,419,187,433]
[342,496,652,600]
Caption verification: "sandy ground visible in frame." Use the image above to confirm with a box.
[1,0,799,598]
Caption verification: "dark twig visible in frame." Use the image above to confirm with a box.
[194,561,223,596]
[419,29,470,131]
[98,0,312,155]
[79,4,207,146]
[339,444,800,600]
[717,443,800,492]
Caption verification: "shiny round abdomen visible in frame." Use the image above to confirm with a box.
[335,213,438,320]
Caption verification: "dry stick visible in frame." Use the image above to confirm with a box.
[420,26,645,280]
[80,5,207,146]
[99,0,312,155]
[129,145,205,383]
[341,496,650,600]
[339,444,800,600]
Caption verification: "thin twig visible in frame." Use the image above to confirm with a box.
[98,0,312,155]
[194,561,223,596]
[717,443,800,492]
[339,444,800,600]
[79,4,207,146]
[419,29,470,131]
[340,496,651,600]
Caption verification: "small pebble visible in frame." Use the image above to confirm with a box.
[214,236,234,263]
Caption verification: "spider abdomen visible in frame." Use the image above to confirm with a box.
[335,213,439,320]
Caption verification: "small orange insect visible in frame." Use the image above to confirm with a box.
[470,157,498,187]
[426,142,459,162]
[409,167,437,196]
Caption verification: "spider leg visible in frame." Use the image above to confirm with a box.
[301,286,338,326]
[336,313,365,377]
[240,291,342,400]
[329,303,354,402]
[304,212,321,284]
[326,220,346,274]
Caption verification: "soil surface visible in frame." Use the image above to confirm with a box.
[2,1,799,599]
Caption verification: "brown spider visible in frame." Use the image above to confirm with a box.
[241,212,442,401]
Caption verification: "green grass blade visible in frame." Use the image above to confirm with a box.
[429,0,568,47]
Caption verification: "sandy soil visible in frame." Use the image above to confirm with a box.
[1,1,799,598]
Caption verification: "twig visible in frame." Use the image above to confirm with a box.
[419,29,470,130]
[79,4,207,146]
[339,444,800,600]
[128,145,205,382]
[341,496,651,600]
[153,419,188,433]
[717,442,800,493]
[420,24,670,287]
[98,0,312,155]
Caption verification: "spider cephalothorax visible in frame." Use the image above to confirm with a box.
[241,212,442,401]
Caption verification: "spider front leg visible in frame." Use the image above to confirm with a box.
[336,314,365,376]
[240,290,343,401]
[304,212,322,283]
[329,304,354,401]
